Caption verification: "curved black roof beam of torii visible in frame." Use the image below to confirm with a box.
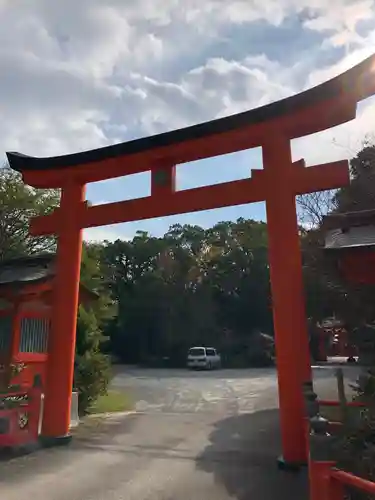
[6,53,375,175]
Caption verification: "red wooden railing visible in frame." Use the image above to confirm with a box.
[309,460,375,499]
[330,469,375,497]
[318,399,365,408]
[308,398,375,499]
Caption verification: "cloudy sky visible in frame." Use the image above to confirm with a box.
[1,1,375,242]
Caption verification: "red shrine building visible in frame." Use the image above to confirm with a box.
[0,253,95,448]
[324,209,375,285]
[320,209,375,361]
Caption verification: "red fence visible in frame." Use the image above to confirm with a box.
[317,400,365,407]
[310,463,375,500]
[308,396,375,499]
[331,469,375,497]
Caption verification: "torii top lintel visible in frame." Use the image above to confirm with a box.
[6,54,375,189]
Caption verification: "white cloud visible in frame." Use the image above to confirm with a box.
[302,0,373,45]
[305,35,375,88]
[183,55,294,116]
[0,1,372,156]
[292,95,375,166]
[83,225,130,243]
[0,0,374,243]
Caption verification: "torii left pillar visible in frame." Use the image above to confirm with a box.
[41,181,85,443]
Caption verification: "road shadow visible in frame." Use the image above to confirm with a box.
[195,409,308,500]
[0,411,309,499]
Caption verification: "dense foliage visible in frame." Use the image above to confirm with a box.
[0,167,113,412]
[297,142,375,493]
[74,307,112,414]
[338,146,375,495]
[74,243,115,413]
[2,140,375,406]
[297,142,375,333]
[101,220,274,367]
[0,167,59,261]
[2,138,375,495]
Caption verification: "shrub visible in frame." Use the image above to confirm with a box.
[74,351,112,415]
[74,305,112,414]
[334,367,375,500]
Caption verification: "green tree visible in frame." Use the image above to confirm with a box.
[103,219,274,367]
[0,166,114,412]
[74,242,115,413]
[297,143,375,326]
[320,143,375,493]
[336,141,375,213]
[328,142,375,327]
[74,306,112,414]
[0,166,59,261]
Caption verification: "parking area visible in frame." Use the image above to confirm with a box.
[0,365,358,500]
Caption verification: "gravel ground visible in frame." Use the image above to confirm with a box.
[0,365,358,500]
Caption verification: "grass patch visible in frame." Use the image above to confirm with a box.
[320,405,364,424]
[320,405,343,422]
[88,390,133,415]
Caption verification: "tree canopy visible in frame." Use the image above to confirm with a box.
[3,138,375,369]
[0,166,59,261]
[102,220,273,367]
[298,141,375,353]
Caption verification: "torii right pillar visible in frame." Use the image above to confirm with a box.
[262,134,346,469]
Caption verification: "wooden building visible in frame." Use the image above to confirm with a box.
[0,253,97,391]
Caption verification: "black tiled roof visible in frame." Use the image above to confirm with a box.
[0,254,99,300]
[323,210,375,250]
[0,253,54,287]
[322,209,375,231]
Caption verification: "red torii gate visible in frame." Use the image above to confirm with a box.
[7,54,375,468]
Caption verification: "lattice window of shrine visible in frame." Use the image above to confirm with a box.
[0,315,12,354]
[19,317,49,353]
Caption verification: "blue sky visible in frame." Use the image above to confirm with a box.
[1,1,375,241]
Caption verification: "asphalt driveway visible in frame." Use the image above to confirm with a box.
[0,365,357,499]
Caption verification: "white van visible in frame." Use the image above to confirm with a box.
[187,347,221,370]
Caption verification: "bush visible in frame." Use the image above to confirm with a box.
[74,351,112,415]
[222,331,275,368]
[334,368,375,500]
[74,305,112,414]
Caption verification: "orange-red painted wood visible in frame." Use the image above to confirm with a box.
[41,182,85,438]
[10,54,375,462]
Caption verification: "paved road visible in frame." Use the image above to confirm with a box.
[0,366,358,499]
[112,366,283,414]
[112,365,358,414]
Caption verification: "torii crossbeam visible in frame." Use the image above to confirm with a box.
[7,53,375,467]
